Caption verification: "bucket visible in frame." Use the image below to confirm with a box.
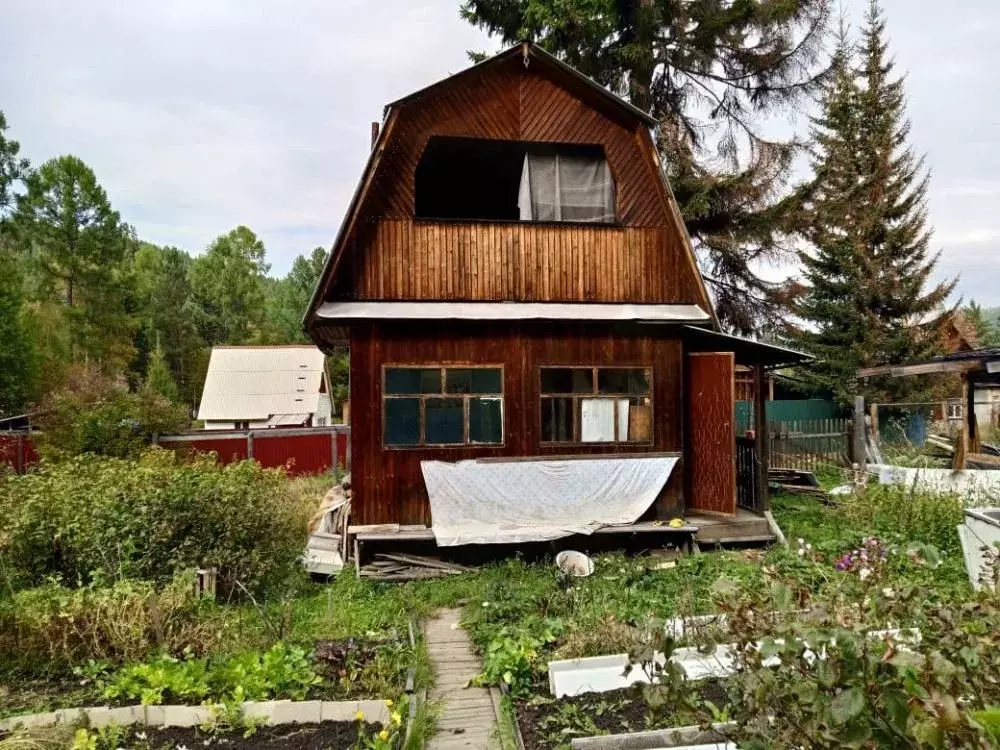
[556,550,594,577]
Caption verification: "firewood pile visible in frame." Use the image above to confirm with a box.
[359,553,471,582]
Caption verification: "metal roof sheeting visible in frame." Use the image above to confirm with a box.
[315,301,710,323]
[197,346,326,421]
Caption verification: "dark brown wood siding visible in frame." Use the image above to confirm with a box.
[365,56,668,227]
[347,220,702,303]
[349,321,684,526]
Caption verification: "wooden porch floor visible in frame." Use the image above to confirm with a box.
[350,509,773,548]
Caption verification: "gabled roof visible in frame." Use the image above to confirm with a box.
[386,42,659,128]
[303,41,716,331]
[197,346,327,422]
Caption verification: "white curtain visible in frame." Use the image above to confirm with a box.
[580,398,615,442]
[518,153,615,222]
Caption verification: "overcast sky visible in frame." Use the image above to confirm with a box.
[2,0,998,305]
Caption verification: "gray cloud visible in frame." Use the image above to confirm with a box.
[2,0,998,305]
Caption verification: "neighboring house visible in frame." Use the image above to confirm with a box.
[197,346,333,430]
[909,308,980,354]
[303,42,810,534]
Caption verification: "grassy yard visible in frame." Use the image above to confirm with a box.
[3,452,999,748]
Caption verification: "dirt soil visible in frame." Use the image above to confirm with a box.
[121,722,381,750]
[515,681,728,750]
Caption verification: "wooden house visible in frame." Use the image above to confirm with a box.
[304,43,810,549]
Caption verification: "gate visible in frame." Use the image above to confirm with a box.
[735,436,762,512]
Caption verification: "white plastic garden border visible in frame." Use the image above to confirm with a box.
[569,721,737,749]
[0,699,391,733]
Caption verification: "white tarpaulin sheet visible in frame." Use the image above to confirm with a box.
[421,456,678,546]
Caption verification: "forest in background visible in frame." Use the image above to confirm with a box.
[0,121,347,426]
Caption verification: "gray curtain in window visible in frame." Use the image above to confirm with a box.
[518,153,615,223]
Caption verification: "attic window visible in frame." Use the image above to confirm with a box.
[415,137,616,224]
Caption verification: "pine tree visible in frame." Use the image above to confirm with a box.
[144,342,180,403]
[461,0,831,332]
[16,155,136,374]
[792,3,954,405]
[0,247,37,416]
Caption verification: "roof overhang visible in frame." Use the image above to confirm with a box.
[314,301,711,324]
[680,326,814,369]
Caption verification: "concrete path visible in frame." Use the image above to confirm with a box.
[425,609,500,749]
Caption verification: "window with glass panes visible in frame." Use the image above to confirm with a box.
[539,367,652,444]
[382,366,504,447]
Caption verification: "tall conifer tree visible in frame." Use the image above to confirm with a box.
[793,2,954,404]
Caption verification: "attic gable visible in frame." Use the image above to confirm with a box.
[304,42,714,328]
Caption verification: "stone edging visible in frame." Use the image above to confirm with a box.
[0,699,391,733]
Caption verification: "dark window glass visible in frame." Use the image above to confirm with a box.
[385,368,441,395]
[425,398,464,444]
[384,398,420,446]
[541,397,574,442]
[469,397,503,443]
[541,368,593,394]
[445,368,502,394]
[597,368,649,395]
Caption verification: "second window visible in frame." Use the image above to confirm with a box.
[540,366,652,444]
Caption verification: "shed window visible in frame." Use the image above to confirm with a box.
[415,137,615,224]
[383,365,504,447]
[540,367,652,444]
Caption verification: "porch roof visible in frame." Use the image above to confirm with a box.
[680,326,814,370]
[314,301,711,323]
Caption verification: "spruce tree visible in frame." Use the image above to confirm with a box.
[793,2,954,405]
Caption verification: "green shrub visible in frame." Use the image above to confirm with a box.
[0,449,312,596]
[0,574,234,677]
[33,364,187,460]
[100,643,322,704]
[841,484,964,554]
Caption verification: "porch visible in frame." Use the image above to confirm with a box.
[348,509,774,579]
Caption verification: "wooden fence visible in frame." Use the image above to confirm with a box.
[767,418,852,471]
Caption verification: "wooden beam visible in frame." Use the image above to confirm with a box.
[852,396,866,471]
[968,376,982,454]
[753,365,770,512]
[858,361,981,378]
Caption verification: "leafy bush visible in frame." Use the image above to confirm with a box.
[0,574,234,677]
[703,557,1000,748]
[0,449,312,596]
[100,643,322,704]
[476,622,560,697]
[33,364,187,460]
[841,484,965,554]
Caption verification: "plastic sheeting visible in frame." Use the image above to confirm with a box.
[421,456,678,546]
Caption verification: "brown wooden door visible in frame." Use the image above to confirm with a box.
[686,352,736,515]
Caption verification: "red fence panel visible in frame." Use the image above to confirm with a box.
[157,426,349,476]
[0,432,38,474]
[253,432,335,475]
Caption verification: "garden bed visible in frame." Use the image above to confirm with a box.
[515,682,728,750]
[0,721,387,750]
[121,723,380,750]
